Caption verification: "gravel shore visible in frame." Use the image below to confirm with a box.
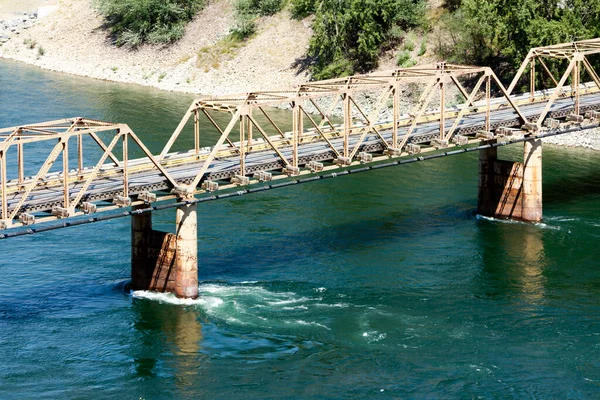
[0,0,312,96]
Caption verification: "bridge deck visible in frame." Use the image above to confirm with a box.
[1,90,597,218]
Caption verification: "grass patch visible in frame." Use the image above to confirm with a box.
[196,34,251,72]
[397,50,416,68]
[23,38,37,49]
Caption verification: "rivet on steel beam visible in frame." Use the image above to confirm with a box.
[51,207,70,218]
[308,161,324,173]
[584,110,600,120]
[254,171,272,182]
[431,139,449,149]
[521,122,539,132]
[82,202,97,214]
[452,135,469,146]
[201,181,219,192]
[476,131,495,140]
[566,114,584,123]
[232,175,250,185]
[335,157,352,166]
[406,144,421,155]
[544,118,561,129]
[358,152,373,163]
[283,166,300,176]
[496,127,522,138]
[138,192,157,203]
[172,186,194,199]
[113,196,132,207]
[19,213,35,226]
[386,148,401,157]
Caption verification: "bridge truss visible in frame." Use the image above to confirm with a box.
[2,39,600,231]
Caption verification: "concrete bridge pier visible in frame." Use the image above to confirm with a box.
[174,202,198,299]
[130,202,198,299]
[477,138,542,222]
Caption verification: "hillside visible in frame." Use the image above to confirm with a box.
[0,0,313,95]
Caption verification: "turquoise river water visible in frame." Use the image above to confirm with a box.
[1,59,600,399]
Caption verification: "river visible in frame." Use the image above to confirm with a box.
[1,59,600,399]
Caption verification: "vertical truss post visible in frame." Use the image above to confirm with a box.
[343,94,351,158]
[77,134,83,175]
[194,109,200,155]
[122,130,129,198]
[439,79,445,140]
[530,59,535,98]
[486,74,491,132]
[1,150,6,221]
[574,56,580,115]
[62,138,70,210]
[393,84,399,148]
[17,141,24,185]
[240,114,246,176]
[292,102,301,168]
[247,107,253,147]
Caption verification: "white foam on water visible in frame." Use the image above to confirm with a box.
[476,214,559,230]
[134,283,345,331]
[290,320,331,330]
[315,302,349,308]
[131,290,223,309]
[362,330,387,343]
[267,297,312,306]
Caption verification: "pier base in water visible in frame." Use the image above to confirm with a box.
[477,139,542,222]
[130,203,198,299]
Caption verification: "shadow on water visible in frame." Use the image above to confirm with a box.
[201,198,476,276]
[544,169,600,205]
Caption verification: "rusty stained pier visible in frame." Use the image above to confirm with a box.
[2,39,600,298]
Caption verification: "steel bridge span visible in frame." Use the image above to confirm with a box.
[2,39,600,298]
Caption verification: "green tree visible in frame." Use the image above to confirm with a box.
[97,0,205,47]
[439,0,600,79]
[298,0,426,79]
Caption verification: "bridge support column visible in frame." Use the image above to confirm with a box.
[522,139,542,222]
[130,203,198,299]
[476,143,498,217]
[131,204,154,290]
[174,202,198,299]
[476,139,542,222]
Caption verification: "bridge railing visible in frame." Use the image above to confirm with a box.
[158,64,530,196]
[0,118,178,226]
[508,38,600,124]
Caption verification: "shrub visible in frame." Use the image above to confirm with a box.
[96,0,205,47]
[230,0,285,40]
[293,0,426,79]
[396,50,415,67]
[417,39,427,56]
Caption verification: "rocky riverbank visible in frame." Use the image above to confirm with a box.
[0,0,312,96]
[0,12,37,44]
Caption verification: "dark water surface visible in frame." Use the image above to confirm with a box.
[1,59,600,399]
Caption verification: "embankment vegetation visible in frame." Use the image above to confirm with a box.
[96,0,207,47]
[290,0,427,79]
[435,0,600,80]
[94,0,600,82]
